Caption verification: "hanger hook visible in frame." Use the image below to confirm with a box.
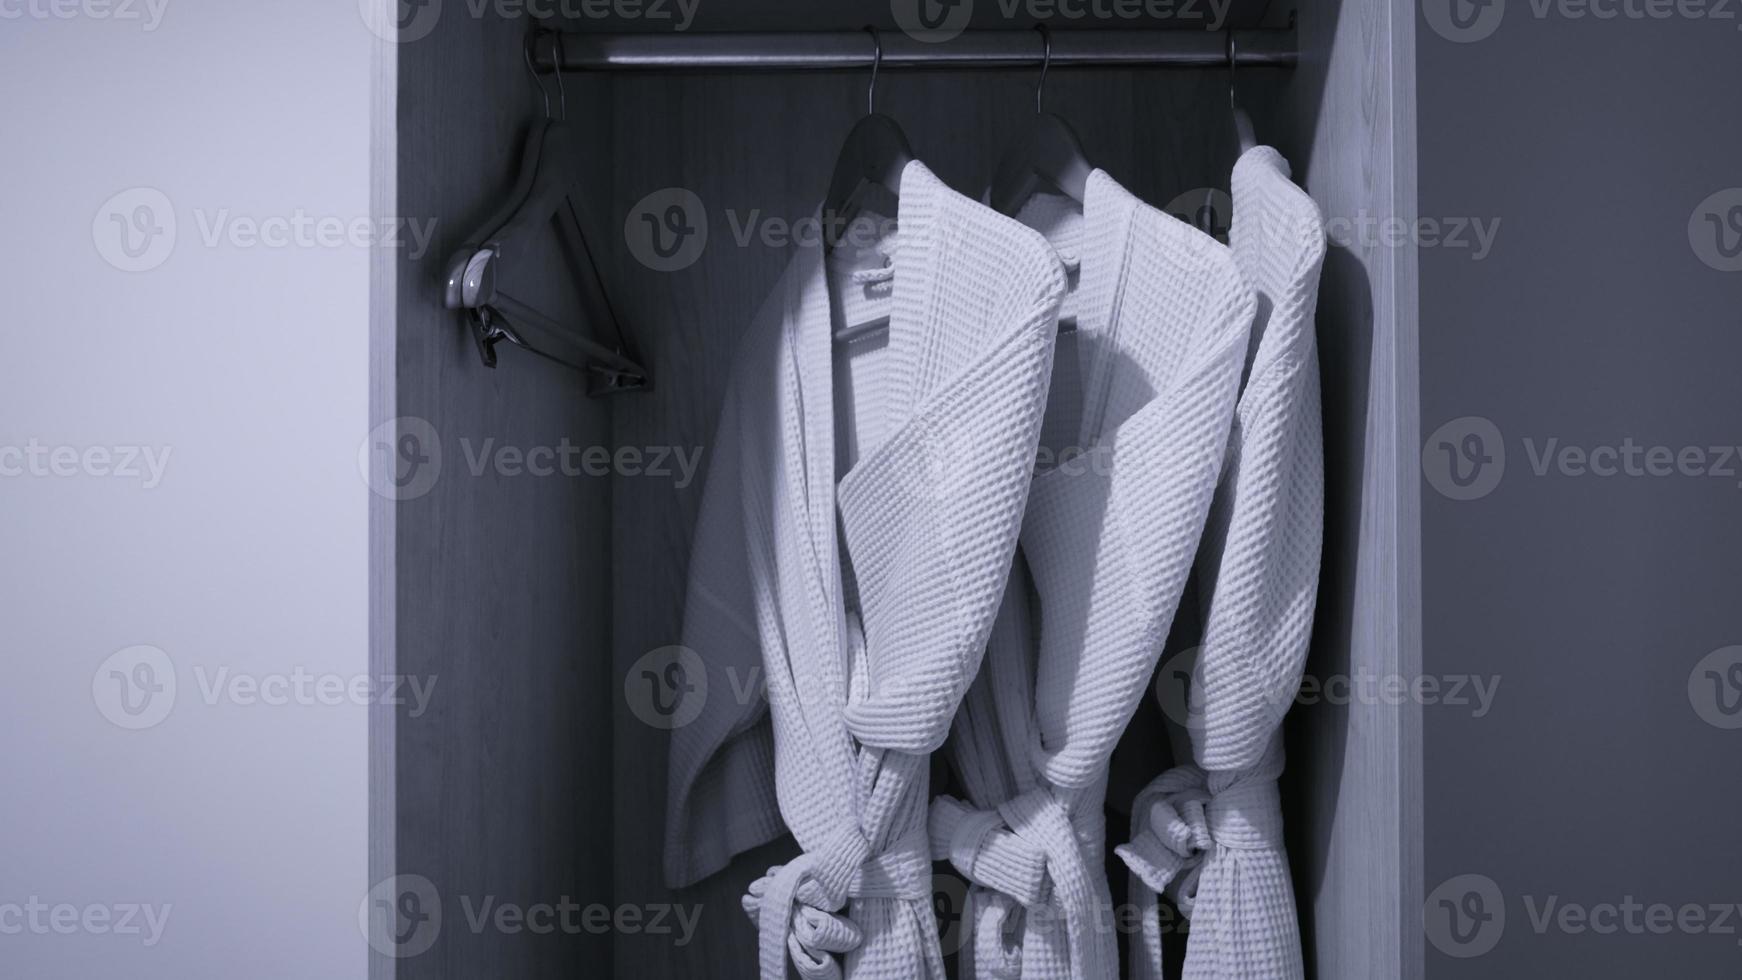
[523,33,552,120]
[552,31,568,121]
[1035,24,1051,115]
[865,25,882,115]
[1226,31,1238,112]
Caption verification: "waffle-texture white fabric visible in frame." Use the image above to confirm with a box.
[1116,145,1327,980]
[931,170,1256,980]
[664,159,1067,980]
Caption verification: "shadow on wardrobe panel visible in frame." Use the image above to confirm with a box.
[392,10,616,980]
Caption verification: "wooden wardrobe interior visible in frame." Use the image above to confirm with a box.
[381,1,1419,977]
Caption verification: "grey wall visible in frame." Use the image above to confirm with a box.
[0,4,372,978]
[1417,6,1742,977]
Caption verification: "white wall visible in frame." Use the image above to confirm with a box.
[0,3,374,978]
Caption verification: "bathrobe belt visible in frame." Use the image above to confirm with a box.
[1115,766,1286,980]
[928,788,1118,980]
[743,816,932,980]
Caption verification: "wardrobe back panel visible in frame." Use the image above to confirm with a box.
[603,66,1241,978]
[393,13,617,979]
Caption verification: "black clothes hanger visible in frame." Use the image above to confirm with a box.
[443,31,647,393]
[1229,32,1257,155]
[822,27,914,254]
[988,25,1093,218]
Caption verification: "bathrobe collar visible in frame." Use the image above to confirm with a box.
[1116,144,1327,980]
[933,168,1256,980]
[773,158,1067,763]
[1022,169,1255,791]
[670,157,1066,980]
[762,157,1066,980]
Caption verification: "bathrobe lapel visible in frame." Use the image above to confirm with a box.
[668,159,1067,980]
[933,171,1256,980]
[1116,145,1326,980]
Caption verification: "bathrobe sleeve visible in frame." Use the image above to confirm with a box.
[663,304,791,890]
[1117,145,1327,980]
[1190,146,1327,771]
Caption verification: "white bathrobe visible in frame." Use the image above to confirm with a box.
[930,171,1256,980]
[664,160,1068,980]
[1116,146,1327,980]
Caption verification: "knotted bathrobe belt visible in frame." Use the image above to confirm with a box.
[928,787,1117,980]
[742,818,932,980]
[1114,765,1285,980]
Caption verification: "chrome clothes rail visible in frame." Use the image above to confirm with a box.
[530,28,1297,73]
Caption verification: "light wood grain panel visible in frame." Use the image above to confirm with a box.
[369,5,398,979]
[1275,1,1421,978]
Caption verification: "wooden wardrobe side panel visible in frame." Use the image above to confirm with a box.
[369,10,398,980]
[393,13,617,979]
[604,66,1240,980]
[1274,0,1423,978]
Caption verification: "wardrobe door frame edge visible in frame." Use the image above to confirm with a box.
[368,7,397,979]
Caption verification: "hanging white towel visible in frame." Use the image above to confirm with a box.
[664,160,1068,980]
[931,170,1256,980]
[1116,145,1327,980]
